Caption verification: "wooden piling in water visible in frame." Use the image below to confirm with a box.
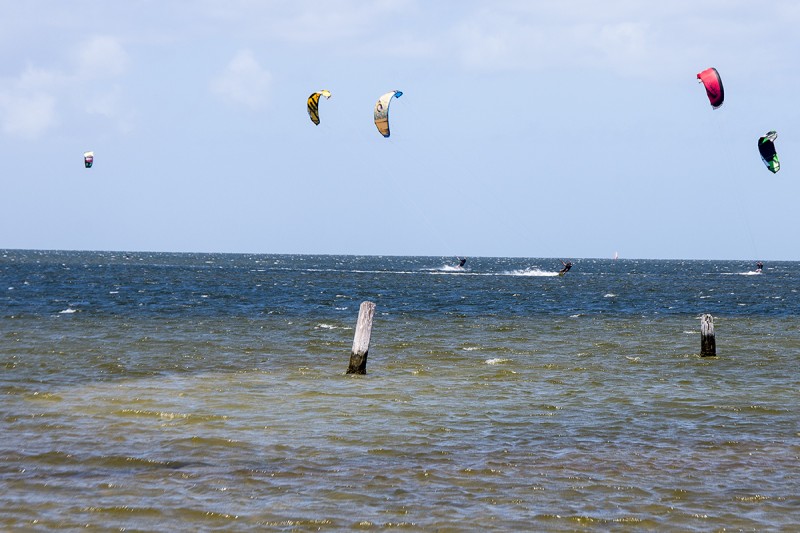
[700,313,716,357]
[347,301,376,374]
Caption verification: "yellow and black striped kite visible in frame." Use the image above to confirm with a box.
[307,90,331,125]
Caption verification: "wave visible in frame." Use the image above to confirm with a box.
[315,323,352,331]
[503,268,560,277]
[289,267,564,278]
[420,264,468,273]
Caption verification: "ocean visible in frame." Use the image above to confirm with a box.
[1,250,798,531]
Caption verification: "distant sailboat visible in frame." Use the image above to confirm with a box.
[613,251,619,261]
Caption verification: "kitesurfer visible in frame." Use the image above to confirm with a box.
[457,257,467,268]
[559,260,573,275]
[756,261,763,272]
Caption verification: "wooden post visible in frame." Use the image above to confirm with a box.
[347,301,376,374]
[700,313,716,357]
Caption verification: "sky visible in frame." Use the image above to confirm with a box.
[1,1,799,260]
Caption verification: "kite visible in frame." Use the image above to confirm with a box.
[374,90,403,137]
[84,151,94,168]
[758,131,780,173]
[307,90,331,125]
[697,68,724,109]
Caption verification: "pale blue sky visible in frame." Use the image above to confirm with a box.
[2,1,798,259]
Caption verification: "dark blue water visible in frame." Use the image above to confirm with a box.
[3,251,796,319]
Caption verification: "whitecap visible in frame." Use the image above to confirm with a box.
[604,293,617,298]
[506,268,559,277]
[422,265,466,273]
[59,308,77,314]
[316,323,351,330]
[485,358,510,365]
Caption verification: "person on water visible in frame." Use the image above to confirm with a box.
[456,257,467,268]
[559,260,573,275]
[756,261,763,272]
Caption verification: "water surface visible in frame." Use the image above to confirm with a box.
[2,251,798,530]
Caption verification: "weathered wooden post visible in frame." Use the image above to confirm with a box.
[347,301,376,374]
[700,313,716,357]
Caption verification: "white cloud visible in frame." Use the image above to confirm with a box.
[0,36,130,140]
[84,87,120,117]
[196,0,416,44]
[448,1,800,78]
[452,9,654,75]
[15,65,63,91]
[0,65,63,139]
[210,49,272,109]
[72,36,131,126]
[0,90,57,139]
[74,36,128,77]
